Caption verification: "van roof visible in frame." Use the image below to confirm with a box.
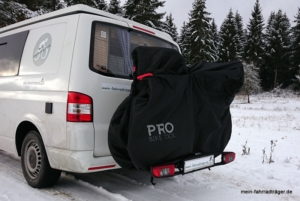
[0,4,172,41]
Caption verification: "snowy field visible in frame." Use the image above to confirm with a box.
[1,92,300,201]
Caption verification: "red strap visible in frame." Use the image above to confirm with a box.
[133,66,137,72]
[137,73,153,80]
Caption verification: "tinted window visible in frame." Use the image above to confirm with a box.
[90,22,178,78]
[0,31,29,76]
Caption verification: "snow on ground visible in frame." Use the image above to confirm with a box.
[1,92,300,201]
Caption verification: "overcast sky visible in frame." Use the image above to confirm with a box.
[119,0,300,31]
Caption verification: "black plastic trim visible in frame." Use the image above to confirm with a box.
[45,102,53,114]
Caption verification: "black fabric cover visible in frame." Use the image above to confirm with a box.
[108,47,244,171]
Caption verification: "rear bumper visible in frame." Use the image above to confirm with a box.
[151,152,236,178]
[47,147,120,173]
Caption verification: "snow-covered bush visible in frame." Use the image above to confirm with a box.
[239,62,261,103]
[242,140,250,155]
[262,140,277,164]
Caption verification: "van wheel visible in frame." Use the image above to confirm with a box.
[21,130,61,188]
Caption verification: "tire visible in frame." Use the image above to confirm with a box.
[21,130,61,188]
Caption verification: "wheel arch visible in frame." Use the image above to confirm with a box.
[15,121,40,156]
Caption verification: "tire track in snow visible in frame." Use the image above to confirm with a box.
[0,150,129,201]
[71,170,191,201]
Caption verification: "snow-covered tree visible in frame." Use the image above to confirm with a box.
[108,0,123,15]
[18,0,44,11]
[65,0,107,10]
[188,0,216,63]
[235,10,245,60]
[123,0,165,30]
[162,13,178,42]
[41,0,65,12]
[260,11,276,90]
[210,19,219,61]
[218,9,239,62]
[65,0,93,7]
[291,7,300,91]
[244,0,265,66]
[0,0,41,27]
[294,71,300,92]
[240,62,261,103]
[178,21,192,65]
[264,10,292,89]
[95,0,107,10]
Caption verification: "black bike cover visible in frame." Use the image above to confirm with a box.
[108,47,244,171]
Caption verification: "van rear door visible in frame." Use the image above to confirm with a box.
[89,21,179,157]
[70,14,179,157]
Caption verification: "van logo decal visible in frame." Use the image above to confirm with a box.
[33,33,52,66]
[23,78,45,85]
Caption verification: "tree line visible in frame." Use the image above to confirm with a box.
[178,0,300,93]
[1,0,300,93]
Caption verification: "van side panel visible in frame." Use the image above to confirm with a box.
[0,15,79,155]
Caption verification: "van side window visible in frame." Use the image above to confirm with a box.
[0,31,29,77]
[90,22,178,78]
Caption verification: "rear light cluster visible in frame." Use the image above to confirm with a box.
[151,164,175,178]
[67,92,93,122]
[222,152,236,164]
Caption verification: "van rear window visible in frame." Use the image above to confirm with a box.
[90,22,178,78]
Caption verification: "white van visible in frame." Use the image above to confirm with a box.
[0,4,179,188]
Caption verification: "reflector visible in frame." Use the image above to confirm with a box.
[88,165,116,171]
[151,164,175,178]
[222,152,236,164]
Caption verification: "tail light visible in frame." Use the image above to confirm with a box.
[67,92,93,122]
[222,152,236,164]
[151,164,175,178]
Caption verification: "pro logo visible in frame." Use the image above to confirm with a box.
[147,123,176,142]
[147,122,174,136]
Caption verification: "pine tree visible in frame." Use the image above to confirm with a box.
[240,62,261,103]
[65,0,107,10]
[260,11,276,90]
[178,21,192,64]
[235,10,245,60]
[18,0,44,11]
[218,9,239,62]
[188,0,216,63]
[294,71,300,92]
[0,0,40,27]
[244,0,265,66]
[123,0,165,30]
[96,0,107,10]
[210,19,219,61]
[108,0,123,15]
[264,10,292,89]
[43,0,66,12]
[65,0,93,7]
[291,8,300,91]
[210,19,219,62]
[162,13,178,42]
